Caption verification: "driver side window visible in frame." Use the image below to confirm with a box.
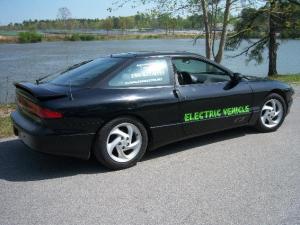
[172,58,230,85]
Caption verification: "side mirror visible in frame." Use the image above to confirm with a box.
[232,72,241,83]
[224,72,241,90]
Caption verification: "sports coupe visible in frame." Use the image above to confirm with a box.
[11,52,294,169]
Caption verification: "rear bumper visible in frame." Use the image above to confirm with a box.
[11,111,94,159]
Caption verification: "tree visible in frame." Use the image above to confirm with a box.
[192,0,239,63]
[170,18,177,34]
[57,7,72,21]
[227,0,300,76]
[102,17,113,35]
[119,16,134,34]
[57,7,72,30]
[158,13,172,34]
[268,0,278,76]
[110,0,242,63]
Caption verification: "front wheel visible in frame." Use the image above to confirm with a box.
[93,117,148,170]
[255,93,286,132]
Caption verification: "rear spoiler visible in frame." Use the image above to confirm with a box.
[14,82,67,100]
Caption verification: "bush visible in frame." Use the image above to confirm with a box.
[79,34,95,41]
[69,33,81,41]
[144,34,160,39]
[98,35,107,40]
[68,34,95,41]
[18,31,42,43]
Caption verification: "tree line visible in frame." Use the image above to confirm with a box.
[1,13,213,33]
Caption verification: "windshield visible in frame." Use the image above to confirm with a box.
[41,57,123,86]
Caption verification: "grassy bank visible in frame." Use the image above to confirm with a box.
[18,31,43,43]
[270,74,300,84]
[0,74,299,138]
[0,117,14,138]
[0,104,15,138]
[0,33,200,44]
[0,35,18,43]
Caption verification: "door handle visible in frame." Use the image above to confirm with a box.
[173,89,180,98]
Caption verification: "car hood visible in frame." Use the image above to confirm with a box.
[240,75,269,81]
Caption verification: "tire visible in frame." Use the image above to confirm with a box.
[255,93,287,132]
[93,116,148,170]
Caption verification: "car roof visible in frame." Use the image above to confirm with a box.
[110,51,204,59]
[110,51,233,75]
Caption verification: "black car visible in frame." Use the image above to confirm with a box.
[11,52,294,169]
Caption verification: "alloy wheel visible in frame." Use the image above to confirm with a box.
[106,123,142,163]
[260,98,283,129]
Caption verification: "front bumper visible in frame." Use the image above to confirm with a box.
[11,111,94,159]
[287,98,293,115]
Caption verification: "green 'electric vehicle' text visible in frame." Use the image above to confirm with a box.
[184,105,250,122]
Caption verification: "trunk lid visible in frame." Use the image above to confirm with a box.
[15,82,70,121]
[14,82,68,101]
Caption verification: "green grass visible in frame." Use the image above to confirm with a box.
[63,33,199,42]
[0,104,16,138]
[1,32,200,43]
[271,74,300,84]
[0,117,14,138]
[66,33,96,41]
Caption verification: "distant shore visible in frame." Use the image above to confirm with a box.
[1,32,298,44]
[0,33,201,44]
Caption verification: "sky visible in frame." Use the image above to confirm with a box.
[0,0,151,25]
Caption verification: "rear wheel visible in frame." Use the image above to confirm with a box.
[93,117,148,170]
[255,93,286,132]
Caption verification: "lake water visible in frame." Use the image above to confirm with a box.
[0,39,299,103]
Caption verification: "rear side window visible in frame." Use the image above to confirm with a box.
[108,59,171,87]
[43,58,122,86]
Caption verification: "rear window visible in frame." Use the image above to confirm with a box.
[42,57,123,86]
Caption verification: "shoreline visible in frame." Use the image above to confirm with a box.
[1,33,299,44]
[0,33,201,44]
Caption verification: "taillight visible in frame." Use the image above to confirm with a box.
[34,105,63,119]
[17,95,63,119]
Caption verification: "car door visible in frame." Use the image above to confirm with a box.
[105,57,183,149]
[172,57,253,138]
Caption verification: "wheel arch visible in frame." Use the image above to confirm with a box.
[269,89,288,107]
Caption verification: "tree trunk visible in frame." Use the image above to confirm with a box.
[215,0,231,63]
[211,2,218,59]
[201,0,211,59]
[268,0,278,76]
